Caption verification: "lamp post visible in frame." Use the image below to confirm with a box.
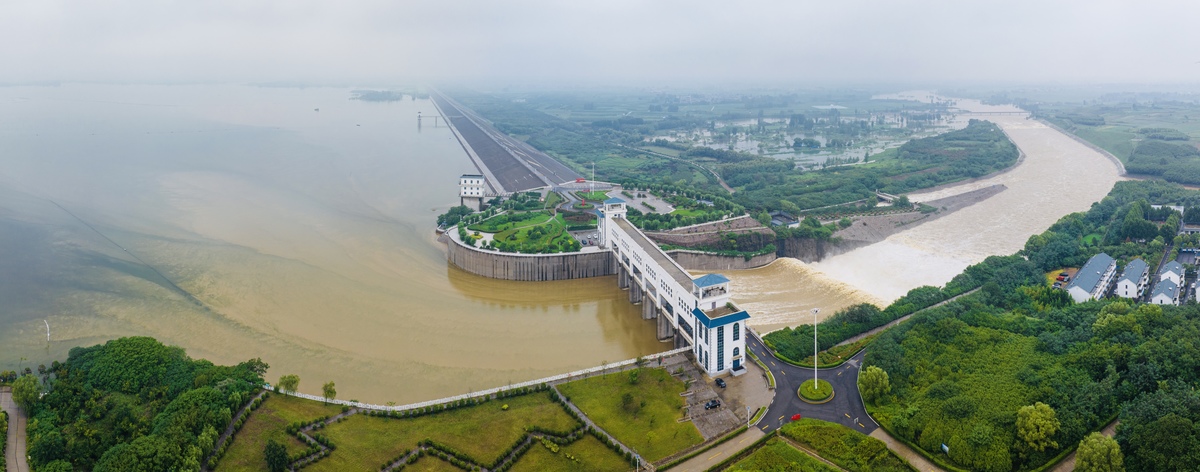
[812,308,820,390]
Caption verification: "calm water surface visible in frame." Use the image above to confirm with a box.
[0,84,660,404]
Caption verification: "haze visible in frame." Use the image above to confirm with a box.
[3,0,1198,85]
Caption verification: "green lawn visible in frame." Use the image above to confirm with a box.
[557,368,703,462]
[309,392,580,471]
[491,214,577,253]
[219,394,342,471]
[468,211,554,233]
[510,435,632,472]
[402,455,463,472]
[575,190,610,202]
[781,418,914,472]
[728,437,840,472]
[669,207,704,217]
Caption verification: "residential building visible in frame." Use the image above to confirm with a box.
[1066,253,1117,303]
[1115,258,1150,299]
[1160,261,1184,286]
[1151,279,1181,306]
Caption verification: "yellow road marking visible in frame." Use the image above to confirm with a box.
[844,413,850,418]
[739,437,748,444]
[838,371,843,376]
[708,452,722,461]
[778,415,785,421]
[781,371,786,375]
[859,422,866,428]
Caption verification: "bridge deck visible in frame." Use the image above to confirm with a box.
[614,218,694,289]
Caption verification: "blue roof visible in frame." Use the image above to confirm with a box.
[1119,259,1148,285]
[692,307,750,329]
[1163,261,1184,276]
[604,197,625,205]
[693,274,731,287]
[1066,253,1114,293]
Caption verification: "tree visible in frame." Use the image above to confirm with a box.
[12,374,40,411]
[322,381,337,404]
[860,366,891,404]
[895,195,912,208]
[264,439,289,472]
[1017,402,1061,452]
[1076,432,1124,472]
[277,374,300,395]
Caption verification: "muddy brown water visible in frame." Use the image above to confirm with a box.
[0,84,660,404]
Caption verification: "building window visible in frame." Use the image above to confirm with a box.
[717,326,725,371]
[733,323,740,341]
[733,347,739,358]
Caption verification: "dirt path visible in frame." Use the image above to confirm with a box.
[1048,420,1120,472]
[868,429,944,472]
[1,387,29,472]
[200,390,267,472]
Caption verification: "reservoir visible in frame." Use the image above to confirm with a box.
[0,84,661,404]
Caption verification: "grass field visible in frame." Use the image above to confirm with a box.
[309,392,580,471]
[492,214,576,253]
[509,435,632,472]
[727,437,839,472]
[220,394,342,471]
[668,207,705,217]
[781,418,915,472]
[575,190,611,202]
[402,455,462,472]
[469,211,554,233]
[1072,126,1136,161]
[557,368,703,462]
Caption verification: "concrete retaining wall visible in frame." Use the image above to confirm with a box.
[665,249,776,271]
[446,230,616,281]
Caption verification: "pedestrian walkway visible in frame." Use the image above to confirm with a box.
[666,428,765,472]
[868,429,943,472]
[1048,420,1119,472]
[1,386,30,472]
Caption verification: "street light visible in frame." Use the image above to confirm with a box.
[812,308,820,390]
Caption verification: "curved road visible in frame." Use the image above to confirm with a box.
[1,387,29,472]
[746,334,878,436]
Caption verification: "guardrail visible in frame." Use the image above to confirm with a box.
[267,346,694,413]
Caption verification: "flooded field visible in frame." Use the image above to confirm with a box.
[0,84,661,404]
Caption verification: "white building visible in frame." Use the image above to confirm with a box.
[600,197,748,377]
[459,174,485,210]
[1115,258,1150,299]
[1066,253,1117,303]
[1151,279,1180,306]
[1160,261,1184,286]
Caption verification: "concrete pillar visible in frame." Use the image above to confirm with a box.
[642,297,657,320]
[617,266,628,289]
[629,283,641,304]
[657,309,675,340]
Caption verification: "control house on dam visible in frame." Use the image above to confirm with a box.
[601,198,749,377]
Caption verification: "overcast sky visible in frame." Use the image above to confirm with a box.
[3,0,1198,86]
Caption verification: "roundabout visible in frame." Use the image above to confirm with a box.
[797,378,834,404]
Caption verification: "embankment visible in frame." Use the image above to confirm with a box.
[665,249,776,271]
[445,230,616,281]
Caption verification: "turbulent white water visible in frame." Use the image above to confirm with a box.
[734,94,1123,327]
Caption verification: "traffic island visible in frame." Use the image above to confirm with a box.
[797,379,834,404]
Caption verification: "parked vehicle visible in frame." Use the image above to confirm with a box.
[704,399,721,410]
[715,378,726,388]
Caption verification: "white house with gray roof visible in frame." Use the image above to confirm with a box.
[1116,258,1150,299]
[1159,261,1184,286]
[1151,279,1181,305]
[1066,253,1116,303]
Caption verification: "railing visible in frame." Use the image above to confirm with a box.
[267,346,694,412]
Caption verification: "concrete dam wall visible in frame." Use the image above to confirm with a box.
[446,233,617,281]
[665,250,776,271]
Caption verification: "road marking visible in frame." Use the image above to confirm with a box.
[844,413,850,418]
[778,415,786,421]
[708,452,722,461]
[781,371,786,375]
[771,361,776,367]
[762,424,769,431]
[838,371,843,376]
[859,422,865,428]
[739,437,748,444]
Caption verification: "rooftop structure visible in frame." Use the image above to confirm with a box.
[1066,253,1116,303]
[1116,258,1149,299]
[1161,261,1185,286]
[1151,279,1181,306]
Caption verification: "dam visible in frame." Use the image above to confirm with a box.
[435,93,751,377]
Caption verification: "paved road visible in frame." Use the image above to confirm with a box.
[1,387,29,472]
[746,335,877,436]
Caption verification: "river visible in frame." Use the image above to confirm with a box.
[0,84,661,404]
[729,94,1123,332]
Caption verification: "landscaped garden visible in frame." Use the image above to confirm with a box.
[575,190,610,202]
[308,391,582,471]
[508,434,633,472]
[724,437,839,472]
[557,368,703,462]
[466,211,582,254]
[220,394,342,471]
[780,418,914,472]
[798,379,833,403]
